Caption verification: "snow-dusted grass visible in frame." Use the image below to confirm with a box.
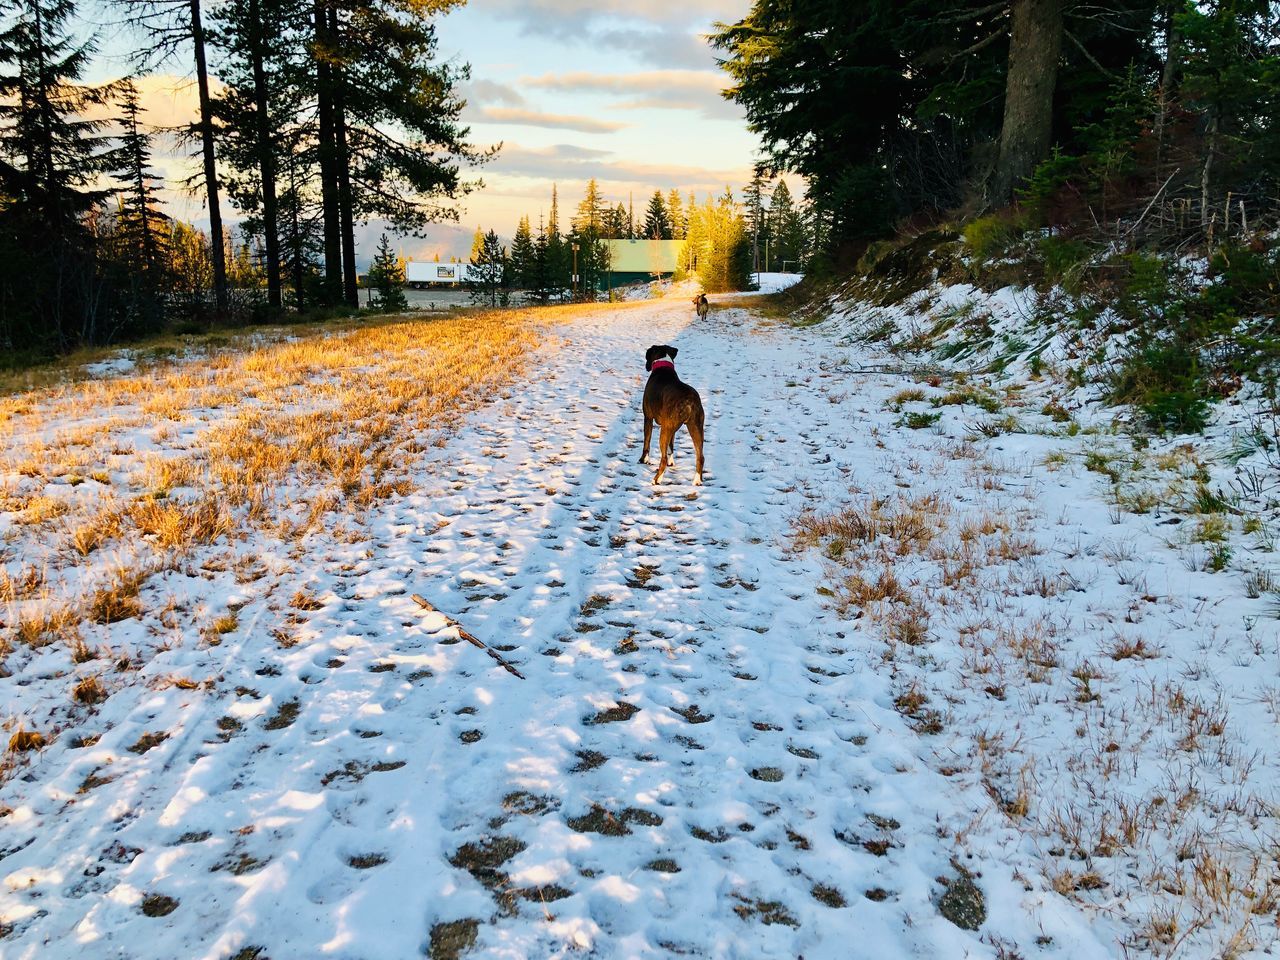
[1,308,538,766]
[1,284,1274,958]
[801,273,1280,958]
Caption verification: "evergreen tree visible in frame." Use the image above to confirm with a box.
[667,189,686,240]
[0,0,121,350]
[311,0,485,306]
[681,189,752,292]
[509,215,534,290]
[211,0,293,310]
[603,202,627,239]
[767,179,804,270]
[469,225,485,261]
[641,190,671,239]
[574,178,605,233]
[113,79,170,283]
[743,174,770,273]
[366,232,407,311]
[117,0,230,315]
[466,227,505,307]
[527,219,554,304]
[545,186,568,298]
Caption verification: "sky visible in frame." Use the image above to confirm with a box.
[427,0,763,261]
[88,0,778,264]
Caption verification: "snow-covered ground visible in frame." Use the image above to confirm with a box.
[1,289,1275,958]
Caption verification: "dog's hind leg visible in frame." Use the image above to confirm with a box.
[653,423,675,485]
[639,415,653,463]
[687,413,705,486]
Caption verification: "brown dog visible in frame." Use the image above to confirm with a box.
[640,345,705,486]
[692,293,709,320]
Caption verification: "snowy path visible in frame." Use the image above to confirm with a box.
[1,297,1116,959]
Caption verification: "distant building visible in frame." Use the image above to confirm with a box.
[601,239,684,290]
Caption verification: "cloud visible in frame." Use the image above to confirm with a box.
[474,106,627,133]
[527,69,726,97]
[486,142,749,196]
[595,28,718,70]
[480,0,744,31]
[471,0,745,67]
[464,79,527,108]
[523,69,739,120]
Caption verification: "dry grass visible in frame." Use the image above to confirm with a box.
[1,308,539,787]
[794,438,1276,955]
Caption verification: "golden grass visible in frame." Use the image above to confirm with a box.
[793,450,1272,952]
[1,309,539,706]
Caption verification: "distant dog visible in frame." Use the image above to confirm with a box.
[640,345,705,486]
[692,293,709,320]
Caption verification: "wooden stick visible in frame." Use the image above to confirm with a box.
[411,594,526,679]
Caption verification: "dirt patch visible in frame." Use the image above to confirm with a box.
[127,731,169,754]
[671,704,713,724]
[811,883,846,908]
[263,699,300,730]
[584,701,639,725]
[645,858,681,873]
[501,791,559,816]
[570,749,608,772]
[566,805,663,837]
[938,872,986,931]
[140,893,179,917]
[428,919,479,960]
[346,853,387,869]
[750,767,784,782]
[517,883,572,902]
[731,894,798,927]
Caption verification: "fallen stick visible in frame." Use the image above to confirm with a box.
[412,594,526,680]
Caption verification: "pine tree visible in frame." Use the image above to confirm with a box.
[117,0,230,315]
[211,0,293,310]
[113,79,170,283]
[0,0,121,349]
[604,202,628,239]
[545,186,568,298]
[528,218,554,304]
[466,228,505,307]
[366,232,407,311]
[469,226,486,261]
[310,0,485,306]
[682,189,752,293]
[509,215,534,290]
[767,179,804,270]
[667,189,686,240]
[574,178,605,233]
[641,190,672,239]
[743,174,770,272]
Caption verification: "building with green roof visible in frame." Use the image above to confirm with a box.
[600,239,685,291]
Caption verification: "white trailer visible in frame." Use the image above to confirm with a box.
[405,261,475,287]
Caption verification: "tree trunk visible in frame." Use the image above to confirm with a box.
[246,0,281,310]
[314,0,342,305]
[1200,110,1217,229]
[333,58,359,308]
[1155,5,1180,172]
[990,0,1063,206]
[190,0,229,317]
[288,152,305,313]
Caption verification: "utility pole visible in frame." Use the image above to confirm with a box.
[571,241,580,299]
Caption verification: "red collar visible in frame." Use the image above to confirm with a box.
[650,359,675,372]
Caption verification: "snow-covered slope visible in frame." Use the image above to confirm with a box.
[2,287,1275,958]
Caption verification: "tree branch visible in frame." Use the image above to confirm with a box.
[1065,28,1116,78]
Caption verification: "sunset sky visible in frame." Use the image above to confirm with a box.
[92,0,774,264]
[432,0,763,259]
